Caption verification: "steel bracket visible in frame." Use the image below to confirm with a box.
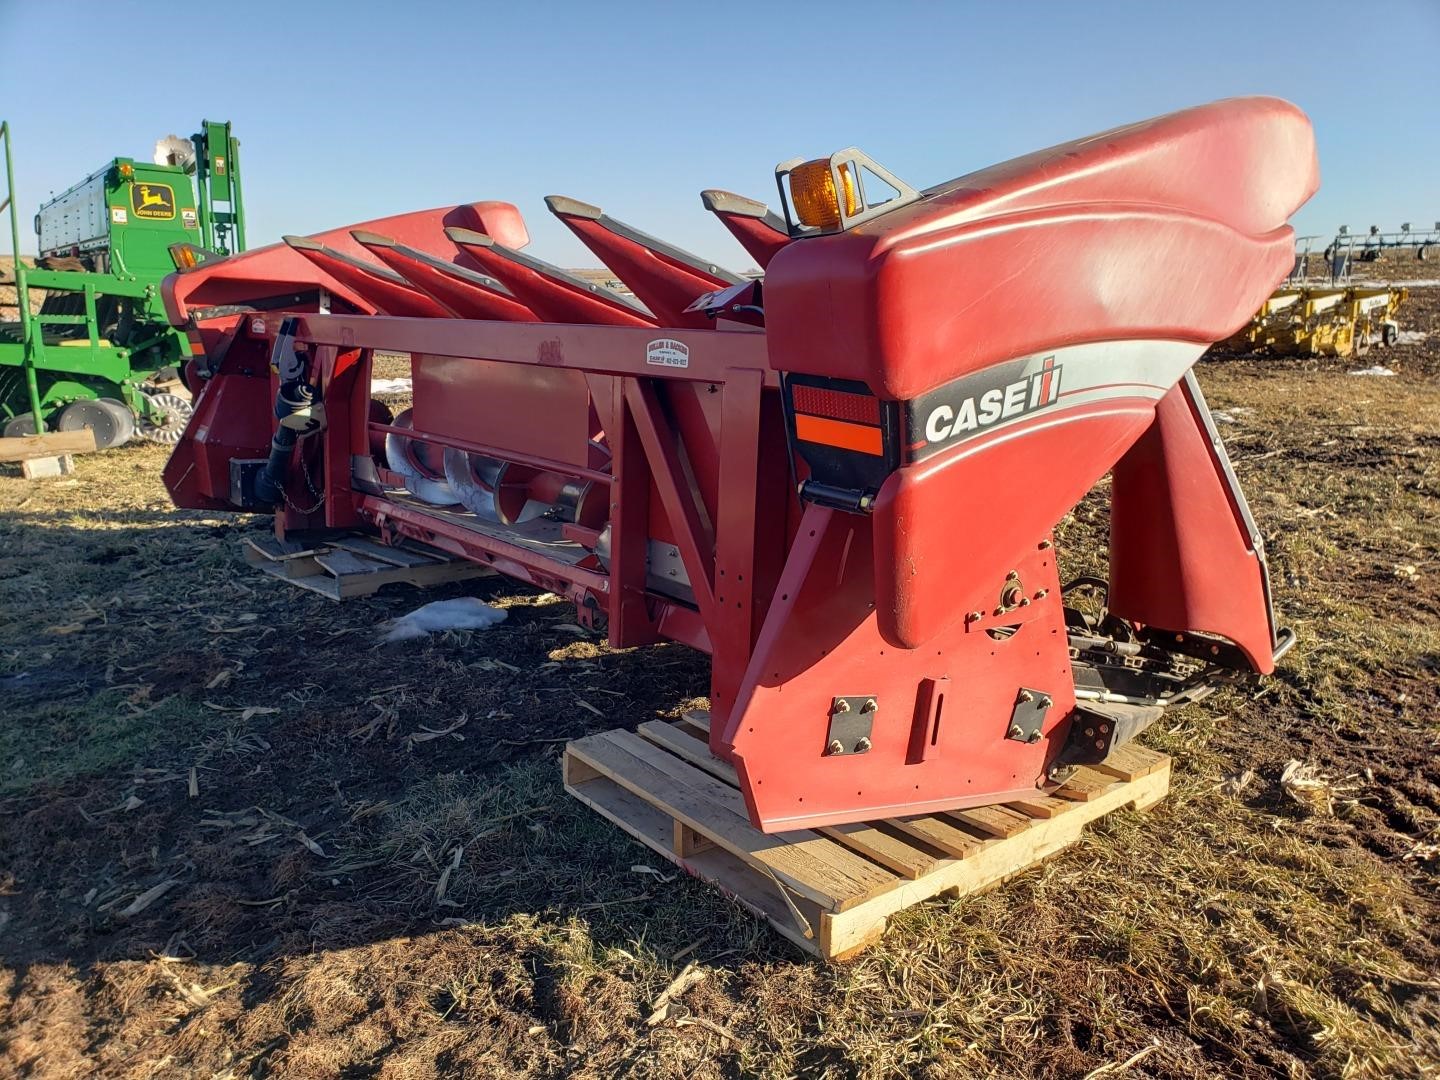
[825,696,876,755]
[1006,687,1051,743]
[229,458,270,509]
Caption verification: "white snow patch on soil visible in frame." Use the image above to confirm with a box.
[381,597,507,643]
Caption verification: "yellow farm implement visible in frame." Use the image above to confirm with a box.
[1223,284,1408,358]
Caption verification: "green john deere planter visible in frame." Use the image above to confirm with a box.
[0,119,245,447]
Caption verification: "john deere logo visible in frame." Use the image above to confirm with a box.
[131,182,176,220]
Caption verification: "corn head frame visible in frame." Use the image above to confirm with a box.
[162,97,1316,833]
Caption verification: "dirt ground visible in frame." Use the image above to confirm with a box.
[1,288,1438,1079]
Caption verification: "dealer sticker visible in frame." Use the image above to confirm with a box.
[111,207,127,224]
[645,338,689,368]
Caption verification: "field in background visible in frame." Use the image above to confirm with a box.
[0,292,1437,1078]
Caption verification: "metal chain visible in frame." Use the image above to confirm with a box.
[280,437,327,515]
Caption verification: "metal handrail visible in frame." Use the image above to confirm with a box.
[1,121,44,432]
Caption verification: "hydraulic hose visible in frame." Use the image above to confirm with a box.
[254,317,322,506]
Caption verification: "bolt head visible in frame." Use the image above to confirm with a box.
[854,736,872,753]
[826,739,845,755]
[1026,730,1042,743]
[834,699,851,713]
[1038,696,1053,709]
[1008,724,1025,739]
[861,698,878,713]
[1018,689,1035,703]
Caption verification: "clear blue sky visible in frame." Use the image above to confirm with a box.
[3,0,1437,268]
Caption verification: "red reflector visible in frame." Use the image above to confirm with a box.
[792,384,881,425]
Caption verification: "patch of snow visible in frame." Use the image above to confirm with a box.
[1350,279,1440,288]
[1394,330,1428,346]
[1348,365,1396,377]
[1212,411,1238,424]
[381,597,507,643]
[372,378,413,395]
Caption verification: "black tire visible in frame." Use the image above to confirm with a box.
[1420,245,1430,262]
[56,398,135,450]
[1382,323,1399,348]
[2,413,40,438]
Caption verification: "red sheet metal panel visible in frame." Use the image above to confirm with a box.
[763,97,1319,400]
[412,354,594,469]
[1109,378,1277,672]
[723,505,1076,830]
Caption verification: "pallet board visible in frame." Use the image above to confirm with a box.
[564,715,1170,960]
[1,428,96,464]
[243,532,492,600]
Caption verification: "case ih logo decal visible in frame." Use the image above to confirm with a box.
[911,356,1062,457]
[646,338,690,368]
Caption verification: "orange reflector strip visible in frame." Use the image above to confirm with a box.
[794,414,884,455]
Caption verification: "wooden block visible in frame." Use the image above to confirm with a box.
[817,821,939,880]
[820,764,1173,958]
[636,720,738,786]
[1006,797,1074,820]
[567,730,899,911]
[1092,743,1168,782]
[673,821,715,858]
[244,532,490,601]
[1053,766,1120,802]
[244,541,323,579]
[245,535,323,561]
[947,804,1035,839]
[889,815,987,860]
[21,454,73,478]
[564,770,823,954]
[0,428,95,462]
[562,752,602,787]
[315,550,393,577]
[331,535,441,568]
[681,708,711,733]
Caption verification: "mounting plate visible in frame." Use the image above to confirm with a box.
[229,459,270,509]
[825,696,876,755]
[1006,688,1052,743]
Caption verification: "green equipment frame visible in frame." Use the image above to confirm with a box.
[0,119,245,440]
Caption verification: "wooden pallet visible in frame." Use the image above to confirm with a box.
[564,713,1170,961]
[2,428,96,478]
[243,532,492,600]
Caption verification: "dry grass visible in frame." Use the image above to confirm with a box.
[0,298,1438,1078]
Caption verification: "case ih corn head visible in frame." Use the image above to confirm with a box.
[163,98,1313,834]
